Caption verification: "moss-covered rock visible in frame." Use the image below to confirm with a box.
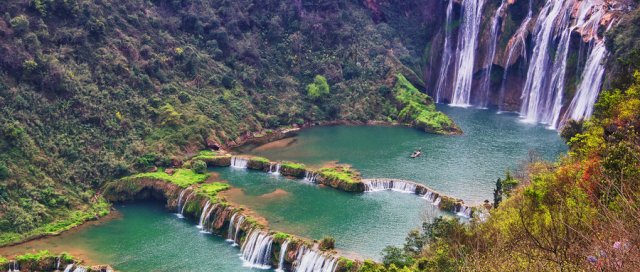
[317,165,365,192]
[247,157,271,171]
[280,162,306,178]
[200,155,232,167]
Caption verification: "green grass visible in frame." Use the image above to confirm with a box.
[393,73,456,133]
[15,250,52,262]
[192,150,219,160]
[281,162,305,170]
[197,182,230,202]
[0,256,7,265]
[0,198,110,247]
[318,167,360,184]
[250,156,270,164]
[128,168,209,188]
[273,232,290,241]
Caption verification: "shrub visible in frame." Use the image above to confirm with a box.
[10,15,29,34]
[319,236,335,251]
[192,160,207,174]
[306,75,330,100]
[0,163,8,180]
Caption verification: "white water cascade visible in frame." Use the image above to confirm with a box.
[64,264,74,272]
[478,0,507,108]
[231,156,248,169]
[456,205,473,218]
[227,213,245,246]
[179,191,195,218]
[520,0,575,124]
[295,247,338,272]
[176,188,193,218]
[564,41,607,124]
[197,201,212,229]
[363,179,417,193]
[433,197,442,206]
[450,0,486,107]
[435,0,455,103]
[268,163,281,175]
[240,230,274,269]
[276,240,290,272]
[498,0,533,111]
[303,171,318,183]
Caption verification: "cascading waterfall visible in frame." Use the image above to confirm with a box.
[450,0,486,107]
[498,0,533,111]
[478,0,507,108]
[197,200,212,229]
[56,256,61,270]
[179,191,196,218]
[435,0,455,103]
[176,188,191,217]
[73,267,87,272]
[240,230,274,269]
[227,212,246,246]
[519,0,575,124]
[303,171,318,183]
[295,247,338,272]
[269,163,281,175]
[64,264,74,272]
[456,205,473,218]
[433,197,442,206]
[276,240,290,272]
[8,260,19,272]
[231,156,248,169]
[363,179,417,194]
[563,41,607,124]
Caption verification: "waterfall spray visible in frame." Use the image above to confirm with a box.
[276,240,290,272]
[478,0,507,108]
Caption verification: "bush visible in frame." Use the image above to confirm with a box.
[319,236,336,251]
[10,15,30,34]
[306,75,330,100]
[0,163,8,180]
[192,160,207,174]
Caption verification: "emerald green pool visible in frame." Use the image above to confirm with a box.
[240,106,567,203]
[1,107,566,270]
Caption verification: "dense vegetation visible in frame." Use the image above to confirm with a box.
[365,72,640,271]
[0,0,449,243]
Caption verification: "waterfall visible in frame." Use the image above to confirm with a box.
[563,41,607,124]
[422,191,439,204]
[73,267,87,272]
[231,156,248,169]
[197,201,212,229]
[295,247,338,272]
[519,0,575,124]
[179,191,196,218]
[435,0,455,103]
[227,213,245,246]
[201,204,218,233]
[450,0,486,107]
[363,179,417,194]
[478,0,507,108]
[269,163,281,175]
[176,188,191,217]
[303,171,318,183]
[8,260,19,272]
[64,264,74,272]
[240,230,274,269]
[498,0,533,112]
[56,256,61,270]
[276,240,290,272]
[433,197,442,206]
[456,205,473,218]
[546,27,573,129]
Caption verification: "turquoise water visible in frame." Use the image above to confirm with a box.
[1,107,566,270]
[241,106,567,203]
[216,168,441,260]
[0,202,250,271]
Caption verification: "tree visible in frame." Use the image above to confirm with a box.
[382,246,414,268]
[192,160,207,174]
[0,163,9,180]
[306,75,330,100]
[319,236,335,250]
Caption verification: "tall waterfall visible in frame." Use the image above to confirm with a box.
[231,156,248,169]
[519,0,575,124]
[240,230,274,269]
[295,247,339,272]
[435,0,455,103]
[363,179,417,193]
[450,0,486,107]
[276,240,290,272]
[498,0,533,111]
[478,0,507,108]
[564,41,607,123]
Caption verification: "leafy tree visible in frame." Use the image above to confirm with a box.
[0,163,9,180]
[306,75,330,100]
[192,160,207,174]
[382,246,414,268]
[9,15,29,34]
[319,236,335,250]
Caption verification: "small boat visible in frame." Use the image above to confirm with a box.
[410,149,422,158]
